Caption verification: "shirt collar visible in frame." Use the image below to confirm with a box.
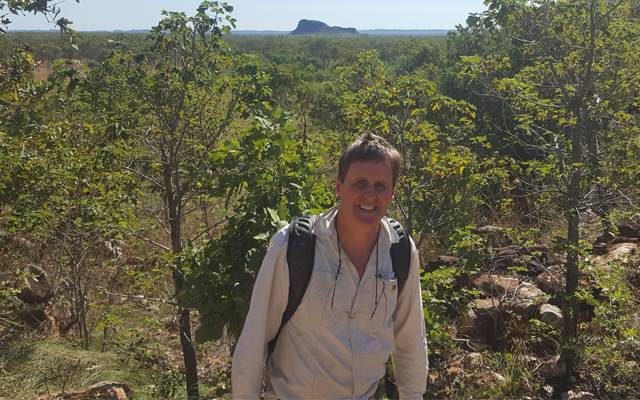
[313,205,401,244]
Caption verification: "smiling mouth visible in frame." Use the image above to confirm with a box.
[358,205,376,211]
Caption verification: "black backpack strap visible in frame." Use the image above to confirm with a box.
[388,218,412,294]
[267,215,316,357]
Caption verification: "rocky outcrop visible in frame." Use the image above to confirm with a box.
[423,255,460,272]
[291,19,358,35]
[37,382,131,400]
[17,264,53,305]
[491,245,548,275]
[470,273,548,314]
[539,303,564,330]
[535,265,565,295]
[591,242,638,272]
[428,229,638,395]
[457,298,506,347]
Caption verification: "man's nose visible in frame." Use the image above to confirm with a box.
[362,185,376,198]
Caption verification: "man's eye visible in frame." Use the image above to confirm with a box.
[354,181,367,188]
[375,183,387,192]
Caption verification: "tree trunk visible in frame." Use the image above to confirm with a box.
[164,160,200,399]
[561,111,585,386]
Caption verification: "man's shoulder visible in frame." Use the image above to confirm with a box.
[268,225,290,250]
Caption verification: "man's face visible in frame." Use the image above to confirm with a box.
[336,160,395,228]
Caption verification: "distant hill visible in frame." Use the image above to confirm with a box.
[231,28,451,37]
[291,20,358,35]
[11,28,452,37]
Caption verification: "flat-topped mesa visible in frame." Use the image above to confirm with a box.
[291,19,358,35]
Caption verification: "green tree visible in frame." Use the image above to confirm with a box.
[112,2,268,397]
[333,50,488,247]
[0,49,137,348]
[182,106,333,346]
[457,0,640,382]
[0,0,77,33]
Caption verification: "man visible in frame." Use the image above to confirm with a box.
[232,133,428,399]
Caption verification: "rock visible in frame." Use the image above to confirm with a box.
[565,390,596,400]
[536,266,565,295]
[609,242,638,257]
[609,236,639,245]
[470,274,519,297]
[538,355,566,378]
[592,243,608,255]
[595,230,616,245]
[424,255,460,272]
[291,19,358,35]
[37,381,131,400]
[473,225,506,234]
[446,360,463,376]
[618,224,640,238]
[539,303,564,330]
[17,265,52,305]
[545,252,567,266]
[457,298,506,347]
[492,246,547,275]
[462,352,484,371]
[469,274,548,316]
[591,242,638,271]
[505,282,549,316]
[464,371,506,389]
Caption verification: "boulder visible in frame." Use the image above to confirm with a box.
[469,274,548,316]
[591,242,638,271]
[464,371,506,390]
[461,352,485,371]
[424,255,460,272]
[608,242,638,257]
[470,274,519,297]
[608,236,638,245]
[17,265,52,305]
[492,246,547,275]
[538,354,566,379]
[592,243,608,255]
[594,230,616,245]
[457,298,506,347]
[539,303,564,330]
[37,382,131,400]
[446,359,463,376]
[618,224,640,239]
[564,390,596,400]
[535,266,565,295]
[505,282,549,316]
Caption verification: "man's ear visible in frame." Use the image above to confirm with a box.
[335,179,342,199]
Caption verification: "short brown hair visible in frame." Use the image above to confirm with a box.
[337,132,402,186]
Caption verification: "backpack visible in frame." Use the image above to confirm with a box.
[267,215,412,356]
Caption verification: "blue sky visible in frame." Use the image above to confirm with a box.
[7,0,488,31]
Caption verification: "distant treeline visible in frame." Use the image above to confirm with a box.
[0,31,448,73]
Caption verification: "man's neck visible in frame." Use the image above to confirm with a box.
[335,212,381,276]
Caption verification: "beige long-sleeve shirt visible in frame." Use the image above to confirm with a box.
[232,208,428,399]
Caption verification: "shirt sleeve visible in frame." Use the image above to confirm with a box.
[392,238,428,400]
[232,228,289,400]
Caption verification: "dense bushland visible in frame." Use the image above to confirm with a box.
[1,0,639,399]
